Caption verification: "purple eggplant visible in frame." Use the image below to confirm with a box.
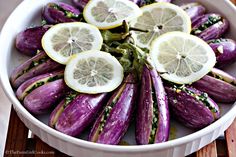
[50,92,108,136]
[49,90,78,127]
[23,79,67,114]
[193,68,236,103]
[208,39,236,68]
[89,73,138,145]
[136,65,169,145]
[50,92,108,135]
[181,3,206,21]
[72,0,89,11]
[42,2,81,24]
[166,85,220,129]
[191,13,229,41]
[10,51,63,88]
[16,70,64,101]
[16,25,50,56]
[139,0,172,7]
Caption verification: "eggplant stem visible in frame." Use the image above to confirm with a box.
[129,27,149,33]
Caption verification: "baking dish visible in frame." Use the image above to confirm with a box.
[0,0,236,156]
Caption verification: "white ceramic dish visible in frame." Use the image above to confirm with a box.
[1,0,236,156]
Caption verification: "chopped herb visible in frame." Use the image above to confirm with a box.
[208,38,227,44]
[16,57,48,79]
[149,85,159,144]
[41,20,47,25]
[26,81,45,94]
[51,3,81,20]
[192,15,222,35]
[47,75,63,82]
[26,74,63,94]
[173,85,218,113]
[64,91,78,107]
[98,84,125,134]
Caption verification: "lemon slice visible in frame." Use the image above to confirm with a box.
[83,0,142,29]
[130,2,191,48]
[65,50,124,94]
[42,22,103,64]
[150,32,216,84]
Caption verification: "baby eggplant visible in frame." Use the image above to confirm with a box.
[49,90,78,128]
[208,39,236,68]
[16,70,64,101]
[191,13,229,41]
[50,92,108,137]
[89,73,138,145]
[42,2,81,24]
[181,3,206,21]
[23,79,67,114]
[193,68,236,103]
[136,65,170,145]
[166,85,220,129]
[72,0,89,11]
[10,51,62,88]
[16,25,50,56]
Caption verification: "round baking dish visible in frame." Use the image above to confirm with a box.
[1,0,236,156]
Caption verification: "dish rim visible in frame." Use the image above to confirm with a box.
[1,0,236,153]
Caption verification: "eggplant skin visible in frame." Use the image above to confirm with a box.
[49,99,66,128]
[208,39,236,68]
[42,2,81,24]
[181,3,206,21]
[72,0,89,11]
[88,73,138,145]
[136,65,169,145]
[15,25,50,56]
[192,14,229,41]
[16,70,64,101]
[193,75,236,103]
[54,93,108,137]
[10,51,62,89]
[165,86,220,129]
[23,79,67,115]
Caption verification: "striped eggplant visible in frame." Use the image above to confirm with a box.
[136,65,170,145]
[191,13,229,41]
[181,3,206,21]
[16,70,64,101]
[166,85,220,129]
[16,25,50,56]
[72,0,89,11]
[50,92,108,137]
[208,38,236,68]
[49,90,78,128]
[10,51,62,88]
[88,73,138,145]
[23,79,67,114]
[193,68,236,103]
[42,2,81,24]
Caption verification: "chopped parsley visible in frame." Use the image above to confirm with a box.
[173,85,218,113]
[149,86,159,144]
[64,91,78,107]
[98,84,125,134]
[192,15,222,35]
